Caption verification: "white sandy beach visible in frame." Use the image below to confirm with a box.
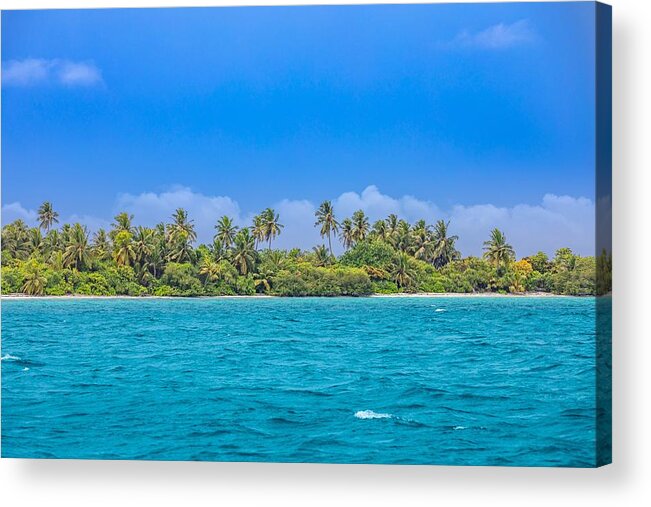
[0,292,580,300]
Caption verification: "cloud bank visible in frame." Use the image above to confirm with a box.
[2,58,103,87]
[1,185,595,257]
[446,19,536,50]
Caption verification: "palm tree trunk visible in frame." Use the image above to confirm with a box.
[328,232,332,257]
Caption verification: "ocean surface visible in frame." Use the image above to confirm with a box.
[2,297,604,466]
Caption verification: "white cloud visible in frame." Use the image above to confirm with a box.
[333,185,440,224]
[56,60,103,86]
[1,186,595,258]
[2,58,102,87]
[1,202,37,224]
[447,19,536,50]
[115,186,242,245]
[1,59,50,86]
[449,194,594,257]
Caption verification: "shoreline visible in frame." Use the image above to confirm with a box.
[0,292,595,300]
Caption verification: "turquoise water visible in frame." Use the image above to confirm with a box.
[2,297,601,466]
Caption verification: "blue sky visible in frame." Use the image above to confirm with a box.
[1,3,598,256]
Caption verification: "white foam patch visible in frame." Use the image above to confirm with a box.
[355,410,392,420]
[453,425,466,430]
[1,354,21,361]
[434,308,446,313]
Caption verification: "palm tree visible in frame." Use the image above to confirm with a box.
[340,218,354,250]
[483,228,515,270]
[411,220,433,261]
[394,220,412,252]
[215,216,239,248]
[43,229,63,257]
[210,238,228,263]
[386,214,399,237]
[199,258,234,285]
[371,219,388,241]
[314,200,340,256]
[252,214,266,249]
[22,262,47,295]
[391,252,416,289]
[60,223,73,244]
[63,223,90,270]
[351,210,369,243]
[262,208,283,250]
[168,208,197,243]
[91,229,112,261]
[91,229,109,259]
[29,228,44,256]
[253,270,273,293]
[133,226,155,269]
[112,230,135,267]
[432,220,460,268]
[111,212,134,238]
[260,249,287,272]
[149,224,168,278]
[312,245,332,267]
[1,220,30,260]
[167,208,196,263]
[232,228,256,275]
[37,201,59,232]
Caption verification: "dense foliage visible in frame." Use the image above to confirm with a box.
[1,201,610,297]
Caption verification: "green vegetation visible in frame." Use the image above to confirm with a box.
[1,201,610,297]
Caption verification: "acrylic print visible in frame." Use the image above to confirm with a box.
[1,2,612,467]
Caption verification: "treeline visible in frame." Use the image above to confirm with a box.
[1,201,611,297]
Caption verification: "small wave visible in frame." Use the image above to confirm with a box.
[23,367,30,372]
[453,425,466,430]
[1,354,21,361]
[434,308,446,313]
[354,410,392,420]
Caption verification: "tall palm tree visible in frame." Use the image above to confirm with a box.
[262,208,283,250]
[351,210,369,243]
[112,230,135,267]
[167,208,196,263]
[394,220,412,252]
[63,223,90,270]
[432,220,460,268]
[232,228,256,275]
[37,201,59,232]
[483,228,515,270]
[371,219,388,241]
[91,229,112,262]
[133,226,155,269]
[60,223,73,245]
[168,208,197,243]
[340,218,354,250]
[215,216,239,248]
[149,224,168,278]
[314,200,340,256]
[111,212,134,238]
[252,214,266,250]
[386,214,399,237]
[411,220,434,261]
[210,238,228,263]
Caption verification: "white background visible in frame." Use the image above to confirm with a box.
[0,0,649,505]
